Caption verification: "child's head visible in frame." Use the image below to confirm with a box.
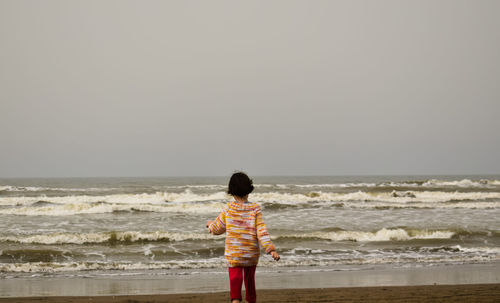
[227,171,254,198]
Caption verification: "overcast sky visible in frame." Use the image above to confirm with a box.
[1,0,499,178]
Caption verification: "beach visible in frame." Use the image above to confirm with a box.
[1,263,499,301]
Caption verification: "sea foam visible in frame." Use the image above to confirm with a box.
[0,231,223,245]
[275,228,456,242]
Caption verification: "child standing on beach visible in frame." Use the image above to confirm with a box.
[206,172,280,303]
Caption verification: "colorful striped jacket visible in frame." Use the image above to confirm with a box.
[209,200,276,267]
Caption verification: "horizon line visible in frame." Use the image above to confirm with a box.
[1,173,500,179]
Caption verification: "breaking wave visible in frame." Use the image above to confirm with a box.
[1,190,500,206]
[0,191,229,207]
[279,179,500,189]
[0,231,223,245]
[0,201,227,216]
[3,228,493,245]
[0,186,117,193]
[422,179,500,188]
[1,190,499,216]
[275,228,457,242]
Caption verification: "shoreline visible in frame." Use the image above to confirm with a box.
[1,263,499,297]
[0,284,499,302]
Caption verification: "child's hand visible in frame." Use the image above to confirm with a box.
[270,251,280,261]
[206,220,214,231]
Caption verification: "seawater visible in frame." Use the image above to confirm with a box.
[0,175,499,279]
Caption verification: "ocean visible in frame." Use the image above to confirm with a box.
[1,175,499,282]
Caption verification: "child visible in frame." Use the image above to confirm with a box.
[206,172,280,303]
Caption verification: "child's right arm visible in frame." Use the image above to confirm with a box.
[207,209,226,235]
[270,250,280,261]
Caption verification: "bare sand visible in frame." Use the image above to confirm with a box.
[0,284,499,303]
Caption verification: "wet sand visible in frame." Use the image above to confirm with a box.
[0,284,499,302]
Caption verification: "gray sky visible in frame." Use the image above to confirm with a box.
[1,0,499,177]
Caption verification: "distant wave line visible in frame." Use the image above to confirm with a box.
[1,179,499,194]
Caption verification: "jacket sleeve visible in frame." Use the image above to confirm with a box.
[209,207,226,235]
[255,206,276,253]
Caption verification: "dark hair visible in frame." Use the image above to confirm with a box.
[227,172,254,197]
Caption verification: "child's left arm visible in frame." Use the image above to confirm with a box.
[255,206,276,254]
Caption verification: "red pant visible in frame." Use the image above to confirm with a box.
[228,266,257,303]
